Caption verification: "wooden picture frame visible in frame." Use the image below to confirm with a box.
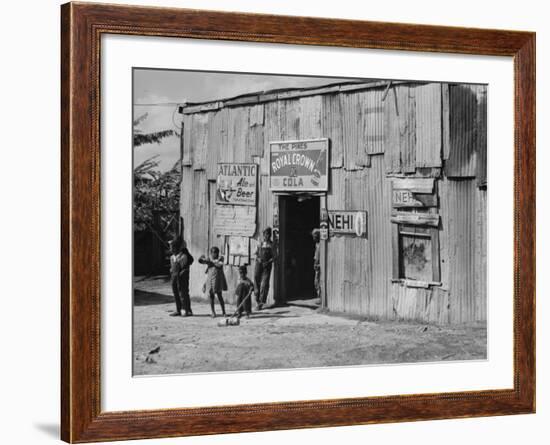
[61,2,535,442]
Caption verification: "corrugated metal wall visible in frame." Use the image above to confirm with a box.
[179,81,487,323]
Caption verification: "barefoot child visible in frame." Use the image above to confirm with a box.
[199,247,227,318]
[169,237,194,317]
[254,227,275,310]
[235,265,254,318]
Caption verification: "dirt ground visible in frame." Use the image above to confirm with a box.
[133,276,487,375]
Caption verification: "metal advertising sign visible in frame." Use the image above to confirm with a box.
[326,210,368,237]
[216,163,257,206]
[269,138,329,192]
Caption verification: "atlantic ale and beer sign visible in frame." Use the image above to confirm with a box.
[216,163,257,206]
[269,138,329,192]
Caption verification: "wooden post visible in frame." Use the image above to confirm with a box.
[320,195,328,308]
[179,119,184,237]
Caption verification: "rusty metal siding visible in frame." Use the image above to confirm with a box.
[205,108,228,180]
[299,95,323,139]
[179,81,486,323]
[363,88,386,155]
[446,178,477,323]
[226,107,249,163]
[190,113,209,170]
[476,87,487,187]
[325,168,346,312]
[365,155,393,317]
[398,85,417,173]
[280,99,301,140]
[260,101,280,176]
[321,94,344,168]
[415,83,443,168]
[340,92,365,170]
[438,178,450,290]
[182,114,193,165]
[384,85,403,174]
[342,171,369,314]
[325,155,393,317]
[474,187,487,321]
[445,84,478,178]
[247,104,264,158]
[187,170,209,298]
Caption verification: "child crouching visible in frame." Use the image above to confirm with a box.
[235,265,253,318]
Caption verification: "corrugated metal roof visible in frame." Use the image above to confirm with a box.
[180,79,416,114]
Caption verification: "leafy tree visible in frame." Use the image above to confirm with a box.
[133,113,180,237]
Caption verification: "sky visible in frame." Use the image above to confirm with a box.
[133,69,356,171]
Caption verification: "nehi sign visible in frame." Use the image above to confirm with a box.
[325,210,367,237]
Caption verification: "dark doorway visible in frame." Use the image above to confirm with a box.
[278,195,320,303]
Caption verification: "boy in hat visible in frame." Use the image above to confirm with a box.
[199,246,227,318]
[235,265,254,318]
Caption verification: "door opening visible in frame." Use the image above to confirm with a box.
[278,195,320,303]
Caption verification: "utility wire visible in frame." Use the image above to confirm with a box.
[134,102,184,106]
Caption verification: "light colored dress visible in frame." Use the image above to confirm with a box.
[200,256,228,293]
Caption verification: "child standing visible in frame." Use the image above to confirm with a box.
[169,237,194,317]
[254,227,275,310]
[199,247,227,318]
[234,265,254,318]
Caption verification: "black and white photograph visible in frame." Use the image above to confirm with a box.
[133,68,488,376]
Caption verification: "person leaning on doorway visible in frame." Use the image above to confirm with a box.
[254,227,276,310]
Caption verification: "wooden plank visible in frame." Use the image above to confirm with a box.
[392,177,434,193]
[182,101,223,114]
[390,211,439,227]
[225,95,260,107]
[431,227,441,282]
[392,222,400,279]
[392,190,437,208]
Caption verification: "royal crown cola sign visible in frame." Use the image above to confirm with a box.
[269,138,329,192]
